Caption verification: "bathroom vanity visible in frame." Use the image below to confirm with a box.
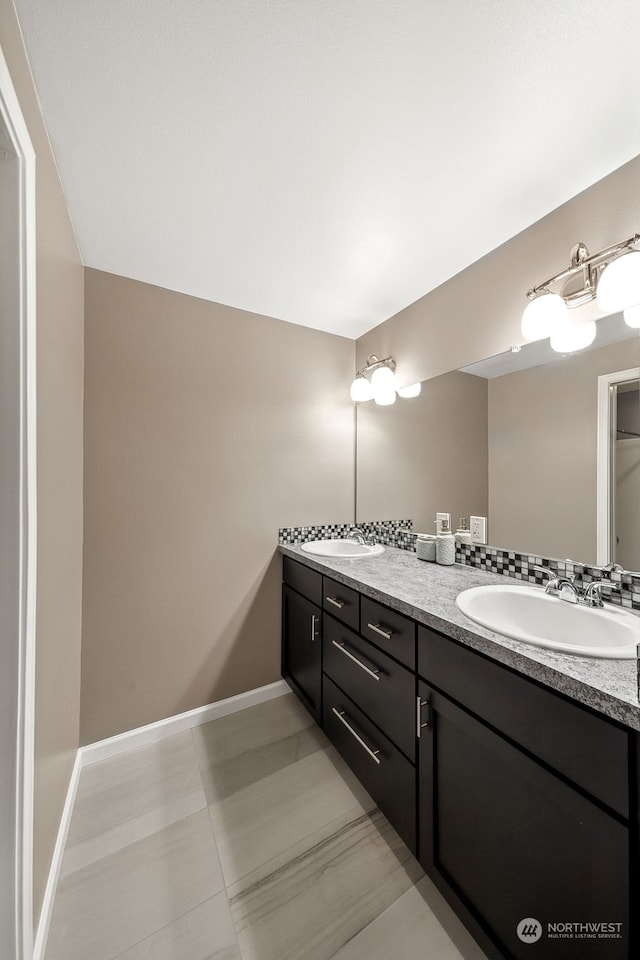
[280,545,640,960]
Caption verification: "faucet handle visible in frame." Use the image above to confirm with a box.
[583,580,621,607]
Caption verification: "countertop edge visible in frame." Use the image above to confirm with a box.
[278,544,640,732]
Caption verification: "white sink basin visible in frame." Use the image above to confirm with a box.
[456,584,640,659]
[300,539,385,558]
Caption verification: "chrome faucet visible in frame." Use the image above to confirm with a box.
[351,527,367,545]
[534,566,620,607]
[534,566,579,602]
[548,577,582,603]
[582,580,621,608]
[583,582,606,608]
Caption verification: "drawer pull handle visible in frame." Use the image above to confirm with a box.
[416,696,429,737]
[331,640,381,681]
[326,596,345,610]
[331,707,381,765]
[310,614,318,642]
[368,622,392,641]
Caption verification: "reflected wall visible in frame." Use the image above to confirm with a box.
[356,370,488,533]
[356,318,640,566]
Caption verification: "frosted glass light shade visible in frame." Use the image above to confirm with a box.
[370,365,396,390]
[374,386,396,405]
[596,251,640,313]
[623,304,640,329]
[350,375,374,402]
[521,293,567,341]
[550,317,596,353]
[397,382,422,398]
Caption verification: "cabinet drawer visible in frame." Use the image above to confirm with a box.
[360,597,416,669]
[283,556,322,606]
[323,676,416,853]
[418,626,629,817]
[323,615,415,761]
[323,576,359,631]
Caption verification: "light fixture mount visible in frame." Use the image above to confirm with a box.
[526,233,640,307]
[522,232,640,350]
[350,354,421,404]
[357,354,396,377]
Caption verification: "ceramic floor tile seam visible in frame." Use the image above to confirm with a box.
[228,816,421,936]
[190,695,318,770]
[226,809,377,907]
[61,786,208,879]
[195,726,330,805]
[68,730,206,846]
[209,748,377,895]
[44,809,226,960]
[190,697,330,807]
[107,891,238,960]
[229,807,421,916]
[228,810,423,960]
[106,895,212,960]
[326,876,487,960]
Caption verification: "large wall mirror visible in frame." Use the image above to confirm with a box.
[356,313,640,568]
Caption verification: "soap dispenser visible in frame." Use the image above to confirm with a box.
[455,518,472,545]
[436,519,456,565]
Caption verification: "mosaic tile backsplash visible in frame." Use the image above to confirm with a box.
[278,520,414,550]
[455,542,640,610]
[279,521,640,610]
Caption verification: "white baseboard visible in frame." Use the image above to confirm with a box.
[33,679,289,959]
[81,679,289,766]
[33,750,82,960]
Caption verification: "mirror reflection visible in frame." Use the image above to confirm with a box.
[355,313,640,566]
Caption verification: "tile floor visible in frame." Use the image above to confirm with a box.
[45,693,488,960]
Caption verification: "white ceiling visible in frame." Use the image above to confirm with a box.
[14,0,640,339]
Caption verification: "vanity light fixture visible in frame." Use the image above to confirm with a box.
[522,233,640,352]
[349,355,422,405]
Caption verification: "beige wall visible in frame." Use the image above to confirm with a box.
[82,270,354,744]
[488,337,640,562]
[356,370,488,533]
[357,155,640,387]
[0,0,84,926]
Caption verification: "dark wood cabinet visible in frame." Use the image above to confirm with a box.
[418,680,629,959]
[360,595,416,668]
[323,576,360,631]
[282,584,322,723]
[323,614,415,761]
[281,555,637,960]
[323,676,416,851]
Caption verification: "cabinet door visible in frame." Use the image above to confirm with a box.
[282,585,322,723]
[418,681,629,960]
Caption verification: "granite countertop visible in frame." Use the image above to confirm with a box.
[279,543,640,731]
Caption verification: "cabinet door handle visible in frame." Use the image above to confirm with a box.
[416,696,429,737]
[331,707,381,765]
[326,596,345,610]
[367,622,392,640]
[331,640,381,681]
[310,614,318,642]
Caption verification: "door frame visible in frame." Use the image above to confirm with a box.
[596,366,639,566]
[0,41,37,960]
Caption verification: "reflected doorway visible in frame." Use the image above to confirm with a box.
[597,368,640,569]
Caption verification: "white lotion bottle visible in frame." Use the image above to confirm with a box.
[436,519,456,565]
